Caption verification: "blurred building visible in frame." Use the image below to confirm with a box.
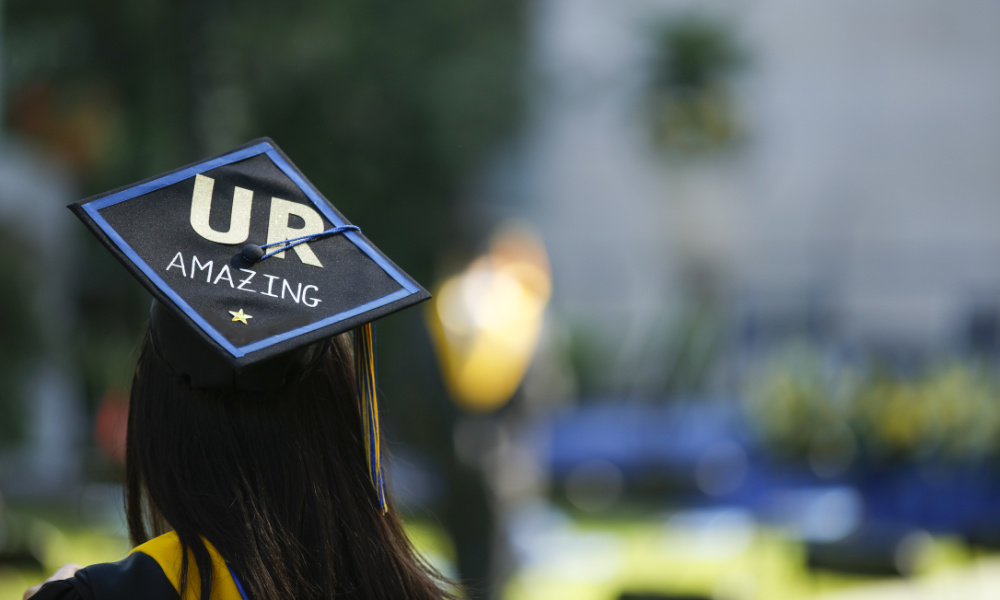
[521,0,1000,361]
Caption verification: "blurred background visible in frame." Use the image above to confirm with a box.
[2,0,1000,598]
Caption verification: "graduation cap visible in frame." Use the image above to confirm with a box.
[71,138,430,511]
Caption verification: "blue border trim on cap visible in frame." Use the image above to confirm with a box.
[81,142,419,359]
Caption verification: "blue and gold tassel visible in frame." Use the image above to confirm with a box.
[354,322,387,513]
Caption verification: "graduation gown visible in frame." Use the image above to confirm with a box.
[31,532,248,600]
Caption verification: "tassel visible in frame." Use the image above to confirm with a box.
[354,322,387,513]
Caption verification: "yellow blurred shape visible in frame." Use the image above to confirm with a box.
[428,222,551,412]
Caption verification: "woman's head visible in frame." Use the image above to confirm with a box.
[125,329,454,600]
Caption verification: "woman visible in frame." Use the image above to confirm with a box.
[26,326,455,600]
[26,138,453,599]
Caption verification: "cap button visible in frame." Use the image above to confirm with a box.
[241,243,264,263]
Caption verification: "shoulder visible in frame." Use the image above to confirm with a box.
[30,552,178,600]
[31,533,244,600]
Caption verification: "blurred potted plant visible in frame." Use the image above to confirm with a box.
[646,14,747,154]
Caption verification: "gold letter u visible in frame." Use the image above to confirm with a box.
[189,174,252,245]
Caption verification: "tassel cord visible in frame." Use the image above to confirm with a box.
[354,322,387,513]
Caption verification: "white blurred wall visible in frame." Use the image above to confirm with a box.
[524,0,1000,350]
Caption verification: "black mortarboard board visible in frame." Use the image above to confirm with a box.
[71,138,427,510]
[71,137,429,373]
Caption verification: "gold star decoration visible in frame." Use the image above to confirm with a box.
[229,309,252,325]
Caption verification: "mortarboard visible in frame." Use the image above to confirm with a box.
[70,137,430,511]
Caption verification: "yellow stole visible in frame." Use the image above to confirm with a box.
[131,532,245,600]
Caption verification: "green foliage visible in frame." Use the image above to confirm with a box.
[646,13,746,153]
[0,225,42,445]
[745,345,1000,466]
[743,343,859,460]
[651,14,745,92]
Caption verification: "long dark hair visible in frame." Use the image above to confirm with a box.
[124,330,456,599]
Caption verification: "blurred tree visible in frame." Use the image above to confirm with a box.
[646,13,746,153]
[0,224,42,446]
